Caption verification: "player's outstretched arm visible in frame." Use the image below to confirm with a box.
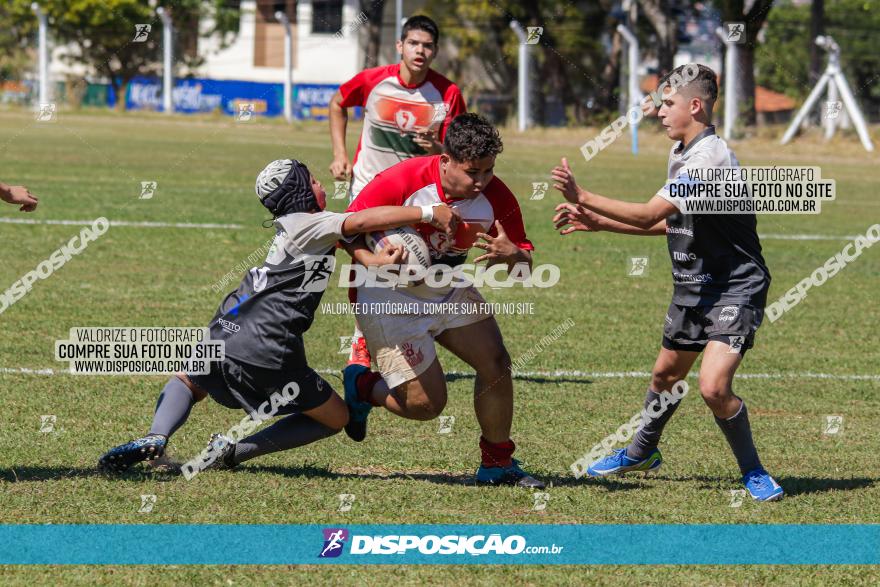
[342,204,459,240]
[553,203,665,236]
[0,182,38,212]
[328,90,352,180]
[551,157,676,230]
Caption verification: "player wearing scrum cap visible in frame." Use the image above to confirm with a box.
[342,113,545,489]
[98,159,457,473]
[552,64,782,501]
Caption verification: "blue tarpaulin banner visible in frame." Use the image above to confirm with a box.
[107,77,357,120]
[2,524,879,565]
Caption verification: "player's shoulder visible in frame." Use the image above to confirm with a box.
[352,64,399,87]
[276,211,342,233]
[482,175,520,207]
[425,69,461,94]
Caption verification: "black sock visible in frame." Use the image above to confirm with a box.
[626,388,683,460]
[148,377,194,439]
[714,398,762,476]
[232,413,338,465]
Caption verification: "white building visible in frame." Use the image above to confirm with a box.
[197,0,363,84]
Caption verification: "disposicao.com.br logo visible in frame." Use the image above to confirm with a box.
[318,528,563,558]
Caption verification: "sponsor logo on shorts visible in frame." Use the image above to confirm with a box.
[402,341,424,368]
[718,306,739,323]
[218,318,240,333]
[666,226,694,237]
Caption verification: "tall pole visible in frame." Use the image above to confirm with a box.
[31,3,49,106]
[275,11,293,123]
[395,0,403,41]
[617,24,640,154]
[157,7,173,114]
[509,21,530,132]
[716,27,738,141]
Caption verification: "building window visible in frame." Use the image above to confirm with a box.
[312,0,342,34]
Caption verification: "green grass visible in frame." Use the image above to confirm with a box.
[1,109,879,584]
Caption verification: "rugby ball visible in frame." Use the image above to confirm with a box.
[365,226,432,270]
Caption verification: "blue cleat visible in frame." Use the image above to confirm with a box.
[476,459,545,488]
[586,448,663,477]
[343,364,372,442]
[743,468,784,502]
[98,434,167,473]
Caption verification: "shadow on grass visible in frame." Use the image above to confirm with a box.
[691,475,876,496]
[0,465,178,483]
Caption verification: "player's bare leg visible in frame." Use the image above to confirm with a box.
[435,317,512,443]
[698,341,743,419]
[372,358,448,420]
[435,317,542,487]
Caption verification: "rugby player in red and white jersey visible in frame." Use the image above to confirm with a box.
[340,113,544,488]
[328,15,466,368]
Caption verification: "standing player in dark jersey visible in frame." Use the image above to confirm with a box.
[552,64,783,501]
[98,159,458,473]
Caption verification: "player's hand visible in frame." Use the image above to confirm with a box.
[551,157,583,204]
[363,244,408,267]
[553,202,604,235]
[430,204,460,248]
[641,94,660,118]
[474,221,519,264]
[329,156,352,180]
[0,185,38,212]
[413,128,442,154]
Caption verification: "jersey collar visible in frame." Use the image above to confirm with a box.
[675,125,717,156]
[394,63,430,89]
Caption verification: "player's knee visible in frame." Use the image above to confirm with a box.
[476,345,511,379]
[176,372,208,402]
[650,368,683,393]
[409,395,447,420]
[698,377,731,404]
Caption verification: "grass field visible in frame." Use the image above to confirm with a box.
[1,109,879,585]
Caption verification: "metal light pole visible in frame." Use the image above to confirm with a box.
[31,3,50,106]
[157,7,173,114]
[509,21,530,132]
[617,24,640,154]
[715,27,738,141]
[275,11,293,123]
[395,0,403,41]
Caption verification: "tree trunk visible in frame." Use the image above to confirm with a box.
[720,0,774,127]
[599,28,623,111]
[638,0,677,77]
[809,0,824,84]
[362,0,386,69]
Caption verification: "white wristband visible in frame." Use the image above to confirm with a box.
[420,204,435,223]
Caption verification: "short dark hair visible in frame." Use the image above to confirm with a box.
[660,63,718,107]
[401,15,439,44]
[443,113,504,162]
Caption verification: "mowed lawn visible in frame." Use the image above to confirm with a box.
[1,109,879,585]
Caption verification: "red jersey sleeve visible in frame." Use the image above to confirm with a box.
[338,65,392,109]
[345,165,410,212]
[438,86,466,142]
[485,178,534,251]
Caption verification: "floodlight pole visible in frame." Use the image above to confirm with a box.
[782,35,873,152]
[715,27,738,141]
[31,3,50,105]
[157,7,173,114]
[275,11,293,123]
[617,24,640,154]
[509,21,531,132]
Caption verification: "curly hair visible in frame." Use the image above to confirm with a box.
[443,113,504,163]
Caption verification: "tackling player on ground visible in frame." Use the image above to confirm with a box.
[341,113,544,488]
[98,159,457,473]
[552,64,783,501]
[328,15,466,368]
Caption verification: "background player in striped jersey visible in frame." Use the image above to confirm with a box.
[328,15,466,368]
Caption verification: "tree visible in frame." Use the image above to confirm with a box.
[6,0,239,110]
[716,0,775,127]
[361,0,386,69]
[424,0,608,124]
